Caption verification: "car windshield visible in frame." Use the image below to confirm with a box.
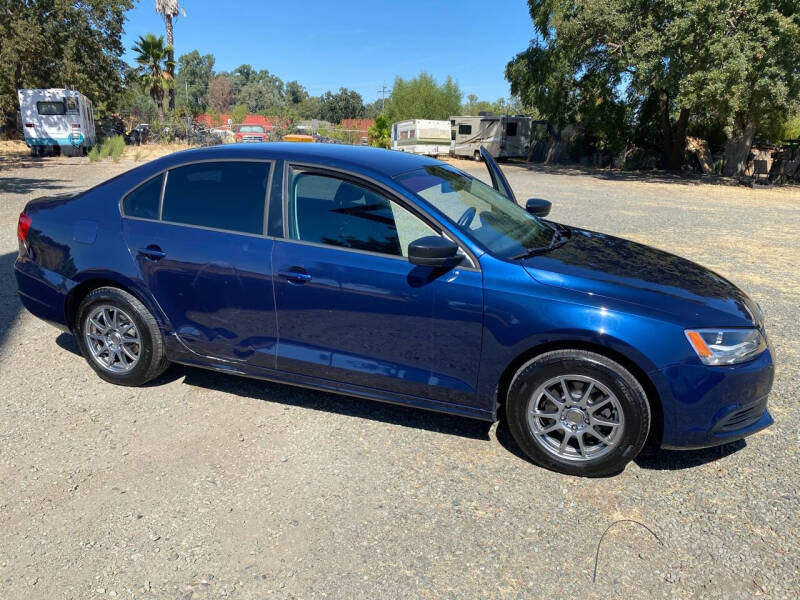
[394,165,554,259]
[239,125,264,133]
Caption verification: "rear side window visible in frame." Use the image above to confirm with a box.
[161,161,270,234]
[458,124,472,135]
[505,122,518,136]
[37,101,65,115]
[123,174,163,220]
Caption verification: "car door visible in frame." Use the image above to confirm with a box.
[480,145,517,202]
[121,159,278,368]
[271,165,484,407]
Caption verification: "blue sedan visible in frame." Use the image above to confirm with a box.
[14,143,774,476]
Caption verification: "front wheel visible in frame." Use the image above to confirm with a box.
[75,287,169,386]
[505,350,650,477]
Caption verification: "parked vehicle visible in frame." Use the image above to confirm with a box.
[391,119,451,156]
[14,144,774,476]
[235,124,268,143]
[450,114,532,160]
[126,123,151,146]
[17,88,96,157]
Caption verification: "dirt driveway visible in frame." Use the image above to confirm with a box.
[1,154,798,599]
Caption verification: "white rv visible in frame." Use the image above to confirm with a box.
[17,88,97,156]
[391,119,451,156]
[450,114,532,160]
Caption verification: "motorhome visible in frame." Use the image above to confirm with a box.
[17,88,96,156]
[450,114,532,160]
[391,119,451,156]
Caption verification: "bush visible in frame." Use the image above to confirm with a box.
[92,135,125,162]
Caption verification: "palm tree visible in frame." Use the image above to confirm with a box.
[155,0,185,111]
[132,33,173,119]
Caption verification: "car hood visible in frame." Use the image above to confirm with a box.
[521,227,761,327]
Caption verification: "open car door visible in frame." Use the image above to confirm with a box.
[480,145,516,203]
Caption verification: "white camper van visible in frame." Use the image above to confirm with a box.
[391,119,451,156]
[450,114,531,160]
[17,89,97,157]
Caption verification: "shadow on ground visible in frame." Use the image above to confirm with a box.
[55,332,493,442]
[0,177,67,195]
[495,418,745,474]
[501,160,744,187]
[0,252,22,353]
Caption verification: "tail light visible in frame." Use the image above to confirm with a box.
[17,212,31,241]
[72,123,81,130]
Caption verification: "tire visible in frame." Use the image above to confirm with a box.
[75,286,169,386]
[473,150,482,161]
[505,349,650,477]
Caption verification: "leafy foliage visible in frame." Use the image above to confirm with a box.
[0,0,133,133]
[368,114,391,148]
[319,88,365,123]
[506,0,800,172]
[132,33,173,118]
[384,73,462,122]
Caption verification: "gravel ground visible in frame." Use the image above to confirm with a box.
[0,154,798,600]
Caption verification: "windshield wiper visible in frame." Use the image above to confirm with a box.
[511,222,570,260]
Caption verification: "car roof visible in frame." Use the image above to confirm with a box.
[152,142,445,178]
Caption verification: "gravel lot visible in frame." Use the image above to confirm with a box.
[1,153,798,599]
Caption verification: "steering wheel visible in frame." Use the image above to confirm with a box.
[456,206,477,228]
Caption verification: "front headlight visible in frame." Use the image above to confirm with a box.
[685,328,767,366]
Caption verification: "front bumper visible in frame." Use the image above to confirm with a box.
[652,345,774,449]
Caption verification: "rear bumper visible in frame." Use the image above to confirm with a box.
[14,256,73,331]
[652,346,775,449]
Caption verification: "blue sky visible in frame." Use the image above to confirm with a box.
[121,0,536,104]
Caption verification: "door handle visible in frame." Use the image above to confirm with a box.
[278,268,312,284]
[138,245,166,261]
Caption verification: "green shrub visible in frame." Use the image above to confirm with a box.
[88,146,101,162]
[94,135,125,161]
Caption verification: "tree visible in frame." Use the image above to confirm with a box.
[384,73,462,122]
[507,0,800,173]
[207,75,234,113]
[285,81,308,105]
[368,114,391,148]
[175,50,215,112]
[132,33,173,119]
[319,88,364,123]
[155,0,184,111]
[0,0,134,133]
[231,103,247,124]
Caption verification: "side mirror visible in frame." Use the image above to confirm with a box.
[525,198,552,218]
[408,236,463,269]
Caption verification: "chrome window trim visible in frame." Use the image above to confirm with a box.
[119,158,276,238]
[282,161,480,271]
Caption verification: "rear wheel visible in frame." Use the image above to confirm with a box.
[75,287,169,386]
[473,150,482,161]
[505,349,650,477]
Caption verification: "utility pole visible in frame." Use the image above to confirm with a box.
[377,83,388,112]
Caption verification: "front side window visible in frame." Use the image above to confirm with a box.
[37,101,65,116]
[161,161,270,234]
[458,124,472,136]
[287,170,435,257]
[395,165,553,259]
[123,174,163,220]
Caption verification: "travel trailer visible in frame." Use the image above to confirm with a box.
[450,114,532,160]
[391,119,451,156]
[17,88,96,156]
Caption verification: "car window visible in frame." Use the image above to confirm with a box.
[161,161,270,234]
[395,165,553,259]
[123,173,163,220]
[288,170,435,257]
